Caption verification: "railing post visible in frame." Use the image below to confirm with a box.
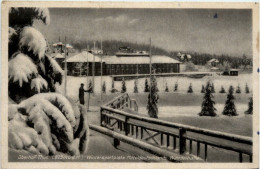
[113,138,120,148]
[173,136,176,150]
[161,133,164,146]
[204,143,207,161]
[179,128,186,154]
[239,152,243,163]
[124,116,129,136]
[189,140,192,154]
[100,107,103,126]
[197,141,200,157]
[166,134,170,147]
[141,127,143,139]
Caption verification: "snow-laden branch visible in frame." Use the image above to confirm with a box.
[9,93,89,156]
[8,27,17,41]
[9,53,38,87]
[19,27,47,60]
[31,75,48,93]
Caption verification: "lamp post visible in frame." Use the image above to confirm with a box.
[100,39,103,104]
[65,43,73,96]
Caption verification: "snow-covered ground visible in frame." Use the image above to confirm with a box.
[56,73,252,137]
[57,73,252,100]
[138,104,248,118]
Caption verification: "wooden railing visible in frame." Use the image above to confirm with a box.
[99,93,252,162]
[105,93,138,112]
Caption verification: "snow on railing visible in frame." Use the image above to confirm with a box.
[98,93,252,163]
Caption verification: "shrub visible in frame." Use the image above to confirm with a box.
[187,83,193,93]
[236,85,241,94]
[165,82,169,92]
[121,78,126,93]
[201,85,205,93]
[102,81,106,93]
[245,83,250,93]
[134,79,138,93]
[219,86,226,93]
[211,83,215,93]
[174,82,178,92]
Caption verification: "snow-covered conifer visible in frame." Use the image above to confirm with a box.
[134,79,138,93]
[147,75,159,118]
[245,83,250,93]
[187,83,193,93]
[211,83,215,93]
[102,81,106,93]
[174,82,178,92]
[199,81,217,116]
[222,86,238,116]
[201,85,205,93]
[121,78,126,93]
[144,78,149,92]
[8,8,89,156]
[165,82,169,92]
[245,97,253,114]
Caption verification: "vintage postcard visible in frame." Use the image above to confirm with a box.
[1,1,259,169]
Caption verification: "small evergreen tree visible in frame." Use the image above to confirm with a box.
[245,97,253,114]
[121,78,126,93]
[174,82,178,92]
[134,79,138,93]
[102,81,106,93]
[187,83,193,93]
[147,75,159,118]
[88,80,93,93]
[211,83,215,93]
[198,81,217,116]
[236,85,241,93]
[201,85,205,93]
[219,86,226,93]
[165,82,169,92]
[111,79,115,93]
[222,86,238,116]
[144,78,149,92]
[245,83,250,93]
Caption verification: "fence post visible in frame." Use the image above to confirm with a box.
[179,128,186,154]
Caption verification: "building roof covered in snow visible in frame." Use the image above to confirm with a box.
[50,53,65,59]
[66,51,103,63]
[102,55,181,64]
[208,59,219,63]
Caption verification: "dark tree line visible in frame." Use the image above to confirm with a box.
[71,40,252,69]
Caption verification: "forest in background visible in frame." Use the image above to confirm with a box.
[70,40,252,69]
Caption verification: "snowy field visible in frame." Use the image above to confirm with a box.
[56,73,253,136]
[58,73,252,98]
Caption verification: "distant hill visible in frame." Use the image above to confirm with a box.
[70,40,252,69]
[71,40,180,60]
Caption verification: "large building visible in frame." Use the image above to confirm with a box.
[64,50,181,76]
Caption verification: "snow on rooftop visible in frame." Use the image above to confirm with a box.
[208,59,219,63]
[66,51,103,63]
[50,53,65,59]
[102,55,181,64]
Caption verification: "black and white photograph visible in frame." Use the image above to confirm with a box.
[1,1,259,168]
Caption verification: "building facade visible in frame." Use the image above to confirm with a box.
[65,51,181,76]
